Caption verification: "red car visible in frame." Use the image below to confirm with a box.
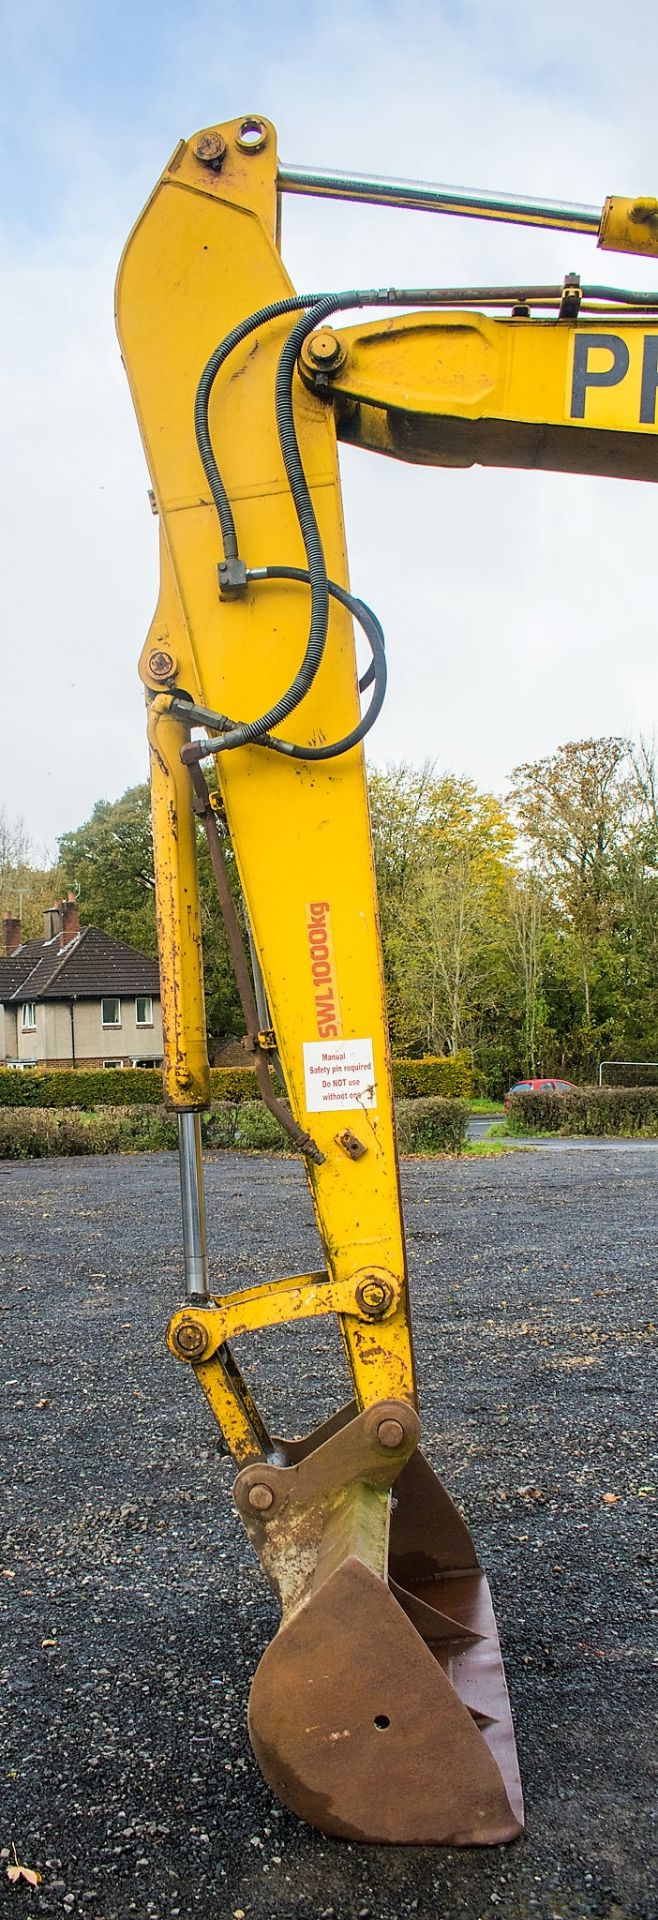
[504,1076,579,1109]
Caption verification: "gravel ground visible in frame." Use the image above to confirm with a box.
[1,1149,656,1920]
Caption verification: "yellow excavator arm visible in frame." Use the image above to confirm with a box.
[116,115,657,1847]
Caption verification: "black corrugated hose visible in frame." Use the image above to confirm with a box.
[191,284,445,761]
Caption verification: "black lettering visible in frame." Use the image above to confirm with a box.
[640,335,658,425]
[570,332,630,419]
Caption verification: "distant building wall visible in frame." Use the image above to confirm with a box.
[0,996,162,1068]
[0,1005,18,1063]
[74,997,163,1064]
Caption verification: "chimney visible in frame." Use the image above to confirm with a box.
[44,905,62,941]
[2,912,21,958]
[60,893,80,949]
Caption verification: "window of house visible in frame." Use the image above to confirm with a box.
[101,997,121,1027]
[103,1059,124,1069]
[21,1003,36,1031]
[135,995,153,1027]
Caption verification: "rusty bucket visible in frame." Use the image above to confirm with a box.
[233,1399,524,1845]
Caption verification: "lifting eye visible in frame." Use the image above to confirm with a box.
[236,118,267,153]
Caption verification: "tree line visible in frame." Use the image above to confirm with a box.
[4,734,658,1094]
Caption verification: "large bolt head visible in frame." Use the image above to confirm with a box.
[147,647,176,682]
[194,131,227,167]
[173,1319,209,1359]
[307,329,343,368]
[376,1418,405,1450]
[355,1277,394,1318]
[248,1483,274,1512]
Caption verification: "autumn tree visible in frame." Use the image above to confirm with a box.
[58,784,243,1045]
[0,807,61,940]
[370,765,515,1059]
[502,872,545,1077]
[59,786,158,953]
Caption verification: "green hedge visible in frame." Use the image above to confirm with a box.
[396,1097,469,1155]
[209,1066,259,1102]
[0,1064,261,1109]
[0,1067,164,1109]
[0,1053,472,1110]
[0,1106,173,1157]
[506,1086,658,1136]
[0,1104,286,1159]
[0,1097,469,1159]
[392,1053,473,1099]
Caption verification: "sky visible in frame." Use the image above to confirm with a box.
[2,0,658,855]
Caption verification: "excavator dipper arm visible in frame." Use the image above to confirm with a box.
[115,116,657,1847]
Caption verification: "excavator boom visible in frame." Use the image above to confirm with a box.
[116,115,657,1846]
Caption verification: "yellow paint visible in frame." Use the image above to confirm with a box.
[145,556,210,1113]
[116,117,416,1415]
[118,119,658,1452]
[167,1266,400,1360]
[599,195,658,259]
[310,311,658,478]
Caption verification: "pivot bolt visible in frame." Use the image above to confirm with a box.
[376,1418,405,1450]
[173,1319,209,1360]
[147,647,176,682]
[248,1483,274,1512]
[355,1278,394,1318]
[307,329,343,369]
[194,131,227,169]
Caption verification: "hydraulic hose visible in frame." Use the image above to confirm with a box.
[194,293,323,562]
[193,283,483,760]
[177,568,386,765]
[194,276,651,759]
[195,288,386,755]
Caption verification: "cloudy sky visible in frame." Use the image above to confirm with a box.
[2,0,658,853]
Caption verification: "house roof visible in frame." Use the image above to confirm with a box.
[0,927,160,1005]
[0,940,46,997]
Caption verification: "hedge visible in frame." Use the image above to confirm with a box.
[0,1065,260,1110]
[396,1097,469,1155]
[0,1097,469,1159]
[0,1053,472,1111]
[0,1104,284,1159]
[392,1053,473,1099]
[0,1067,164,1109]
[506,1085,658,1136]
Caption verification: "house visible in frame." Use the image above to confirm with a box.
[0,896,163,1069]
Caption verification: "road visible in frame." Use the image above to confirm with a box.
[1,1149,656,1920]
[467,1113,658,1150]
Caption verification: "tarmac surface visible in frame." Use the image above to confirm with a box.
[466,1116,658,1150]
[1,1148,656,1920]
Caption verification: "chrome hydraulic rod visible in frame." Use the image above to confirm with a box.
[247,919,270,1033]
[177,1111,209,1302]
[278,161,601,238]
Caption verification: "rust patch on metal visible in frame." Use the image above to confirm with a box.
[231,1400,524,1843]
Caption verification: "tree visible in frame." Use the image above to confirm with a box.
[503,872,545,1077]
[58,784,243,1044]
[370,764,515,1058]
[509,739,637,947]
[0,807,61,940]
[59,786,158,954]
[508,739,642,1070]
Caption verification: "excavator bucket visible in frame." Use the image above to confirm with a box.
[234,1399,523,1845]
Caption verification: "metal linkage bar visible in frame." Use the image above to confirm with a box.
[177,1111,209,1302]
[278,161,601,238]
